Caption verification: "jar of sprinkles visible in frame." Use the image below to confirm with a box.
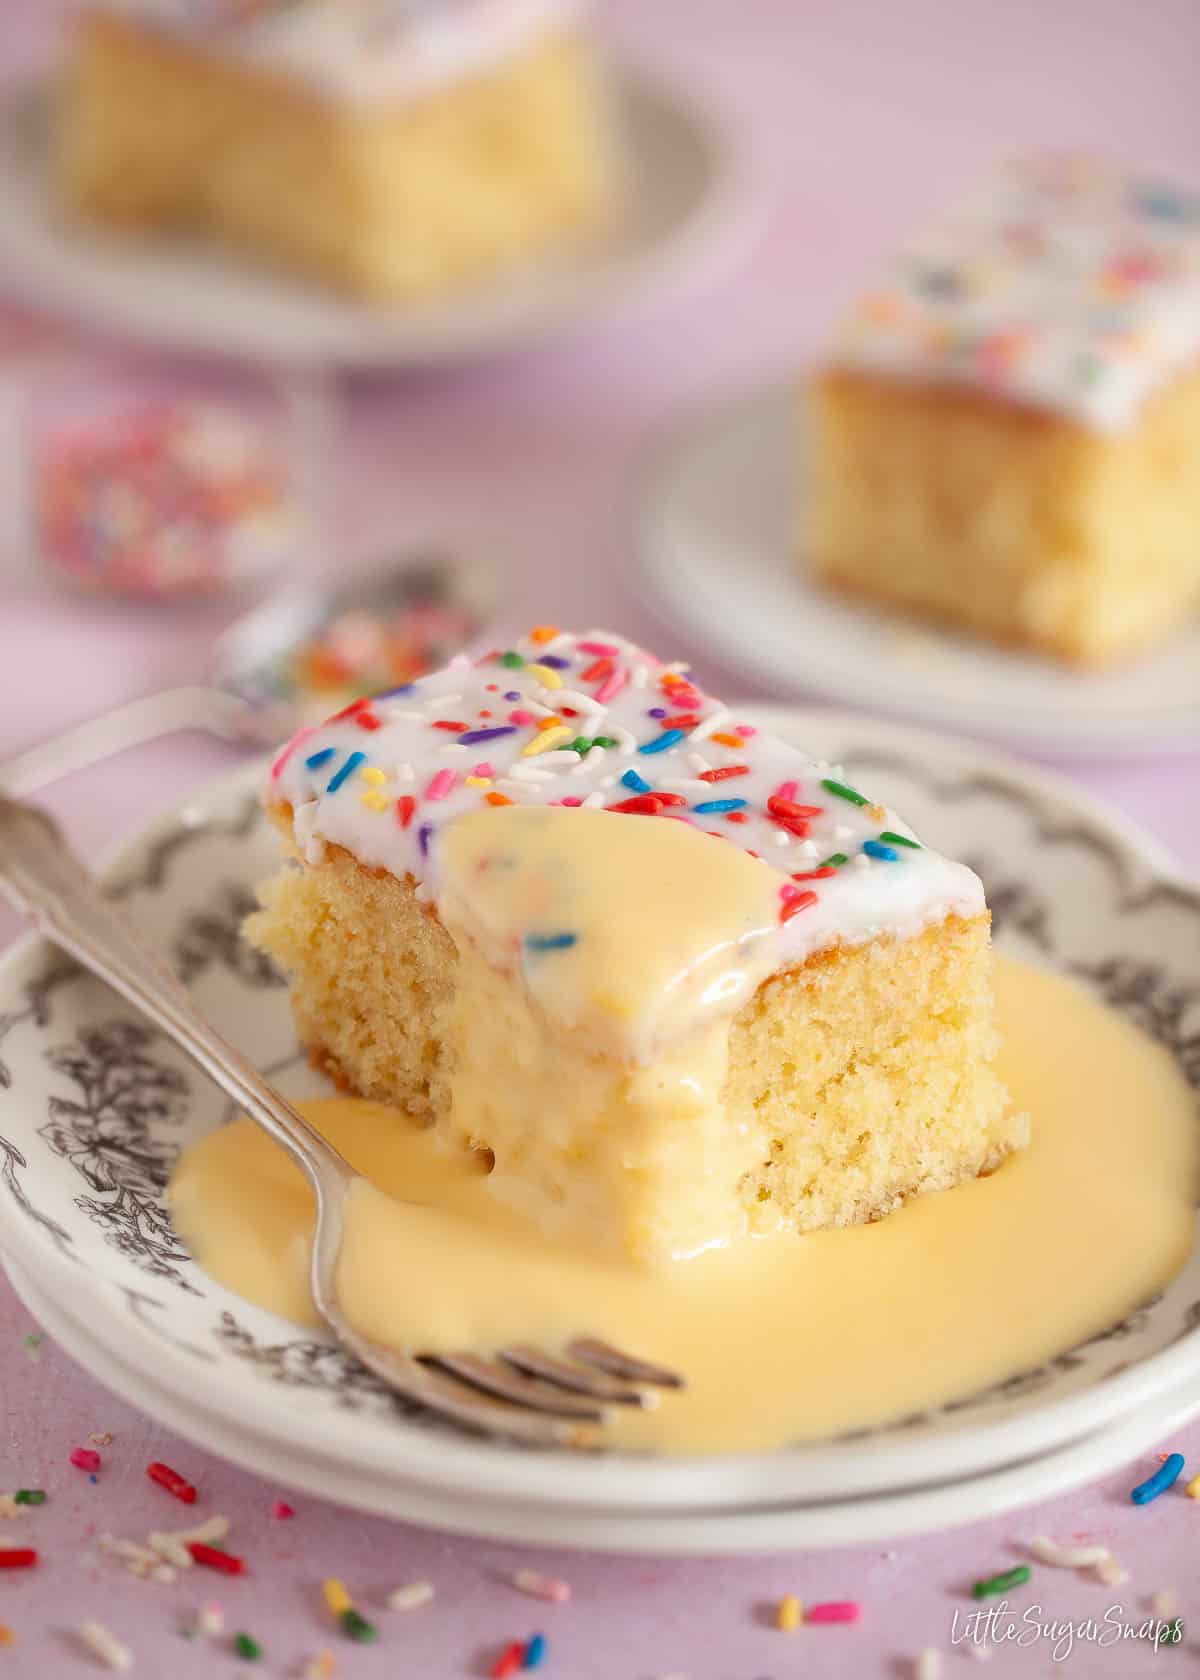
[34,399,295,601]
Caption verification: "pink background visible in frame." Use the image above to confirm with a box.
[3,1,1200,1674]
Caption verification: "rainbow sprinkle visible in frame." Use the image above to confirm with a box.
[972,1565,1032,1599]
[1132,1453,1185,1505]
[340,1609,378,1644]
[146,1462,197,1503]
[78,1621,132,1672]
[326,751,366,793]
[821,778,870,807]
[638,729,685,755]
[388,1581,435,1611]
[511,1570,571,1604]
[425,769,456,802]
[323,1579,352,1616]
[776,1594,801,1631]
[807,1601,862,1624]
[268,628,932,974]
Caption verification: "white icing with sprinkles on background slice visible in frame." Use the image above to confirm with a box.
[830,151,1200,431]
[97,0,582,104]
[268,627,984,1015]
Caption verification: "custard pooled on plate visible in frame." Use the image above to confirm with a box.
[250,628,1023,1264]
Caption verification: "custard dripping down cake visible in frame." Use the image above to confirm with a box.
[809,153,1200,665]
[250,628,1024,1264]
[53,0,616,302]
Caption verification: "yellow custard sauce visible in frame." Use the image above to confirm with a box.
[168,958,1198,1454]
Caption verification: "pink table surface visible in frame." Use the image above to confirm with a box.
[3,1,1200,1675]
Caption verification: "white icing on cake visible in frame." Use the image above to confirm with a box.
[96,0,581,103]
[831,152,1200,431]
[268,627,985,999]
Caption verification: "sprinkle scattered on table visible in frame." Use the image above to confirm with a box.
[775,1594,801,1631]
[971,1565,1031,1600]
[146,1460,197,1503]
[511,1570,570,1604]
[807,1600,861,1624]
[78,1621,133,1673]
[322,1578,352,1617]
[340,1608,378,1644]
[188,1542,245,1575]
[1029,1536,1112,1569]
[491,1640,525,1678]
[388,1580,435,1611]
[1131,1451,1185,1504]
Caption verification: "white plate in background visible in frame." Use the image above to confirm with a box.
[634,385,1200,758]
[0,69,747,367]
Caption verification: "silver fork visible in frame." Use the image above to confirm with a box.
[0,795,683,1446]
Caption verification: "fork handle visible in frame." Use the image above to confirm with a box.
[0,687,256,798]
[0,794,353,1194]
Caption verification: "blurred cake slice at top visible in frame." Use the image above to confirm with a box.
[808,152,1200,665]
[53,0,618,301]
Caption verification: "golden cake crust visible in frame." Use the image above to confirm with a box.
[250,799,1021,1255]
[808,364,1200,665]
[54,7,616,301]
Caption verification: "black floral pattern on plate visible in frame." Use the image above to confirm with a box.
[38,1021,200,1294]
[173,881,284,990]
[1,762,1198,1446]
[215,1310,429,1422]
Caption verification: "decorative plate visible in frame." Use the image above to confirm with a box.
[0,70,747,367]
[633,385,1200,758]
[0,712,1198,1523]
